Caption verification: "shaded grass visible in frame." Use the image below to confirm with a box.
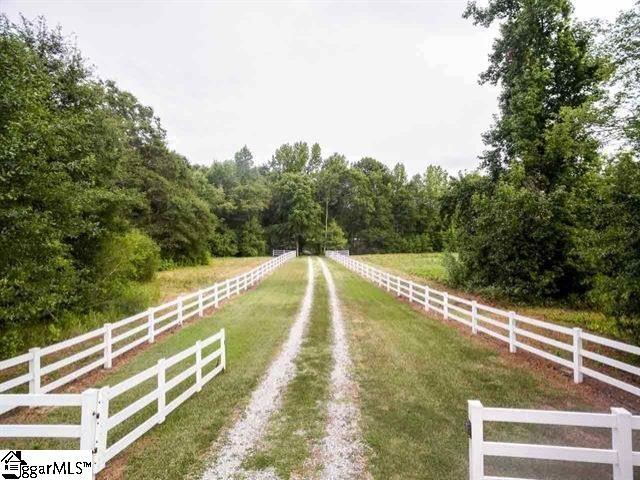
[242,259,333,478]
[0,258,308,480]
[327,261,611,480]
[358,252,624,341]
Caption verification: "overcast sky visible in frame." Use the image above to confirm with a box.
[2,0,633,175]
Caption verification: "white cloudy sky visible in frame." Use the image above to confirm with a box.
[2,0,633,175]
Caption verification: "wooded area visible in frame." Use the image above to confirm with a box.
[1,0,639,351]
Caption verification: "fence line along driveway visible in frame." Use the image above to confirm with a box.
[0,329,226,477]
[325,251,640,400]
[0,252,295,413]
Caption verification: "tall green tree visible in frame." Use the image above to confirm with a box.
[453,0,610,298]
[317,153,349,249]
[603,1,640,152]
[0,16,135,326]
[464,0,609,189]
[268,172,322,253]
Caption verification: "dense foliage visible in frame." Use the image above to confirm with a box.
[0,16,452,349]
[1,0,640,347]
[446,0,640,338]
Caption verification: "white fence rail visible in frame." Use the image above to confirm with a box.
[468,400,638,480]
[325,251,640,398]
[0,252,294,406]
[272,249,296,257]
[0,329,226,476]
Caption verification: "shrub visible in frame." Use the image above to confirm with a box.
[452,177,578,300]
[92,229,160,303]
[324,219,348,250]
[585,155,640,339]
[238,217,266,256]
[210,226,238,257]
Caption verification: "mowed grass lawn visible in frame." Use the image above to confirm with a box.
[359,253,623,341]
[0,258,308,480]
[327,261,613,480]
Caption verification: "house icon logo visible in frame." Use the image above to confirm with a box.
[1,451,26,480]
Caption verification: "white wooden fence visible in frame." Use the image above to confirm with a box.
[325,251,640,398]
[272,249,296,257]
[468,400,638,480]
[0,252,294,407]
[0,329,225,476]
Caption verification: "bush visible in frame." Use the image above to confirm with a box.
[452,176,578,300]
[324,219,348,250]
[238,217,266,256]
[585,155,640,339]
[210,226,238,257]
[92,229,160,304]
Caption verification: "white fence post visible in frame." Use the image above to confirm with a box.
[409,282,414,303]
[103,324,113,369]
[573,328,583,384]
[80,388,99,451]
[148,308,155,344]
[236,277,240,295]
[28,347,41,394]
[425,286,430,311]
[471,301,478,334]
[94,386,110,472]
[221,328,226,371]
[443,292,449,320]
[508,312,517,353]
[178,296,184,326]
[198,290,204,317]
[157,359,166,424]
[611,407,633,480]
[468,400,484,480]
[214,283,220,308]
[195,340,203,392]
[386,273,390,292]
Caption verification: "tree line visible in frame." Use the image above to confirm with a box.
[0,15,451,349]
[1,0,639,348]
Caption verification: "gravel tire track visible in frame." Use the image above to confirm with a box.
[200,258,315,480]
[317,259,370,480]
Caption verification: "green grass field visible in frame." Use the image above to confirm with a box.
[0,256,621,479]
[0,258,307,479]
[0,256,268,360]
[327,260,611,480]
[359,252,623,341]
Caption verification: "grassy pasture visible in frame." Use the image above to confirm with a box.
[0,258,307,480]
[359,253,622,341]
[0,256,268,361]
[327,260,616,480]
[1,256,631,479]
